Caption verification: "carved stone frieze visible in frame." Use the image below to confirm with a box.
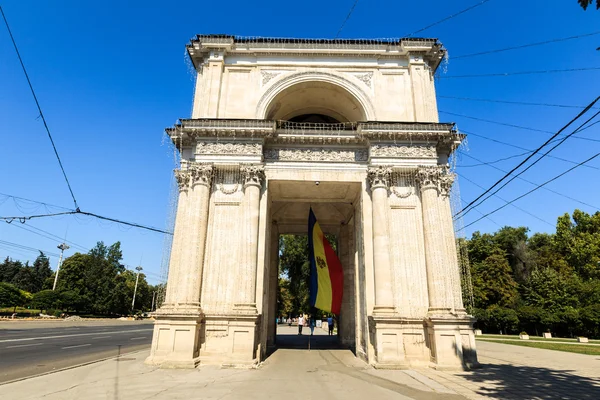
[189,163,214,187]
[264,148,368,162]
[416,165,454,196]
[354,72,373,88]
[240,165,265,188]
[371,144,437,158]
[196,142,262,156]
[367,166,392,190]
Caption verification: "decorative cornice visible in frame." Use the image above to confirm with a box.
[196,142,262,156]
[264,148,368,162]
[174,169,192,192]
[415,165,454,196]
[367,166,392,190]
[240,165,265,188]
[370,144,437,158]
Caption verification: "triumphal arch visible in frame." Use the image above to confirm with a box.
[147,35,478,369]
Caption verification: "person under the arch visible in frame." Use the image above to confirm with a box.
[308,208,344,315]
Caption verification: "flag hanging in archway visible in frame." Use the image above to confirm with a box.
[308,208,344,314]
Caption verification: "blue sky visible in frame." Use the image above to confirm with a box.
[0,1,598,283]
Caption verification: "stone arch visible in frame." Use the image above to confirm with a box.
[256,71,376,121]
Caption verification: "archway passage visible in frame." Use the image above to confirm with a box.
[265,81,367,122]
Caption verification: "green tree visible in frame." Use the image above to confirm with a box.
[472,248,519,309]
[0,282,26,311]
[279,235,310,316]
[578,0,599,10]
[32,290,61,313]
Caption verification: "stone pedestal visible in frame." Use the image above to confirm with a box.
[371,316,430,368]
[198,314,260,366]
[426,316,478,370]
[145,312,203,368]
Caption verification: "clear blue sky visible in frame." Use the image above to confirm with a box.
[0,1,598,283]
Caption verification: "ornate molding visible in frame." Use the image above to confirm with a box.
[189,163,214,187]
[367,166,392,190]
[264,148,368,162]
[261,70,280,85]
[240,165,265,188]
[174,169,192,192]
[371,144,437,158]
[196,142,262,156]
[416,165,454,196]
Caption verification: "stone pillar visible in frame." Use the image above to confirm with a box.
[417,165,455,315]
[178,163,213,310]
[235,165,265,312]
[162,167,191,306]
[367,166,395,314]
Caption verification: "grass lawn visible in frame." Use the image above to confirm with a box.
[0,307,41,316]
[478,334,599,343]
[478,339,600,356]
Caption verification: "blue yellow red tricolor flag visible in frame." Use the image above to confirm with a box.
[308,208,343,315]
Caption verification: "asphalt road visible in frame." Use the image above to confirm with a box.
[0,321,153,383]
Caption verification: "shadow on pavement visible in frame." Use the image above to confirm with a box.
[275,333,341,350]
[458,363,600,399]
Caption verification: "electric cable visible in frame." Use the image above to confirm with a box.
[438,95,597,109]
[463,151,600,229]
[404,0,493,37]
[335,0,359,38]
[454,95,600,219]
[439,67,600,79]
[1,6,79,211]
[0,239,60,257]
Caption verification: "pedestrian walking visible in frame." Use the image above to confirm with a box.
[298,314,304,335]
[309,316,316,336]
[327,316,334,335]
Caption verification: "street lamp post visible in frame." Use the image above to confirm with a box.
[131,266,143,313]
[151,290,157,312]
[52,243,70,291]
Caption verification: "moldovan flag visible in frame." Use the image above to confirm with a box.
[308,208,343,315]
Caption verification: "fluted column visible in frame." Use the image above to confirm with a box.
[163,167,192,306]
[417,166,457,315]
[178,163,213,310]
[235,164,264,313]
[368,166,395,314]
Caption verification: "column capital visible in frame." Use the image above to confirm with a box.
[174,169,192,192]
[241,164,265,189]
[416,165,454,196]
[189,163,214,188]
[367,166,392,190]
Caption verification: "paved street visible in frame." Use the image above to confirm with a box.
[0,320,153,383]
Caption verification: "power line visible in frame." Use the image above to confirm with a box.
[404,0,493,37]
[451,30,600,60]
[439,67,600,79]
[6,222,89,252]
[454,96,600,219]
[459,152,599,211]
[0,192,73,212]
[0,239,60,258]
[459,150,531,167]
[441,110,600,143]
[463,151,600,230]
[335,0,359,39]
[461,127,600,171]
[1,210,173,235]
[457,173,554,227]
[438,95,597,109]
[1,6,79,211]
[460,108,600,218]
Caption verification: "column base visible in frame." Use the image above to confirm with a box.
[145,309,203,369]
[198,313,261,367]
[369,315,431,369]
[425,315,479,370]
[373,305,396,315]
[233,303,258,314]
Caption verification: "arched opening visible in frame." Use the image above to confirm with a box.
[265,81,367,122]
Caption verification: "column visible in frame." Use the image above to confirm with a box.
[163,167,191,306]
[367,166,395,314]
[235,164,265,312]
[417,166,455,315]
[178,163,213,310]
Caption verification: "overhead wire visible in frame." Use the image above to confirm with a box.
[335,0,359,38]
[404,0,493,37]
[0,192,73,212]
[438,95,598,109]
[451,30,600,60]
[459,107,600,218]
[0,6,79,211]
[0,239,60,257]
[454,95,600,219]
[439,67,600,79]
[6,222,89,252]
[463,151,600,229]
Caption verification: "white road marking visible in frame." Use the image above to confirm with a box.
[0,328,153,343]
[5,343,44,349]
[61,344,91,349]
[92,336,112,339]
[130,337,146,340]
